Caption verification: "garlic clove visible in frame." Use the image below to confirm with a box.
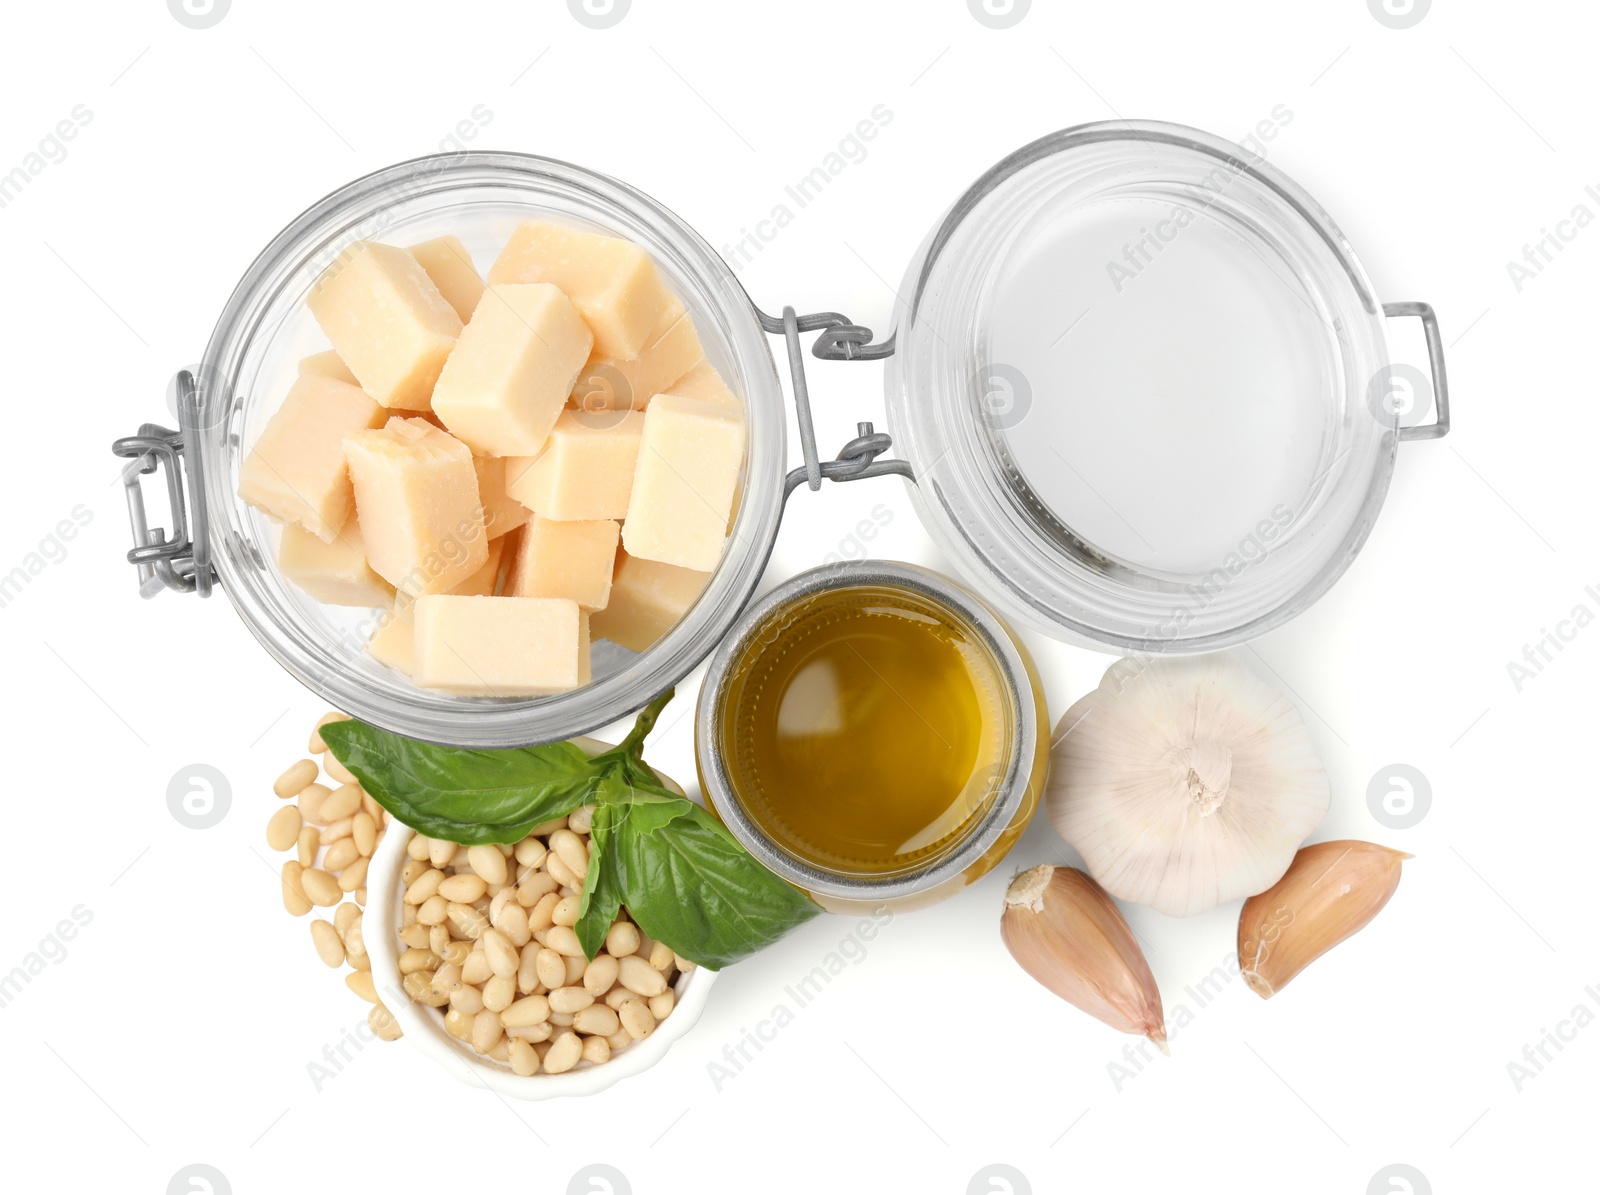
[1001,865,1167,1052]
[1238,840,1410,999]
[1047,653,1331,917]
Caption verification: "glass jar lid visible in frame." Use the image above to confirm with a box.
[883,120,1423,652]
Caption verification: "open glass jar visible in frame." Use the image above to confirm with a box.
[114,120,1451,754]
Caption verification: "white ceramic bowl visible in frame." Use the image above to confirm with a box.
[365,819,716,1099]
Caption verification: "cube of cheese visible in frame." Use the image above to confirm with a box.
[430,283,592,457]
[239,374,387,541]
[572,300,703,412]
[366,610,415,675]
[344,417,488,597]
[408,235,485,323]
[278,519,394,607]
[622,394,744,571]
[472,456,531,540]
[505,410,643,521]
[307,241,463,410]
[590,551,709,652]
[506,516,619,609]
[413,595,590,696]
[297,350,359,386]
[449,534,507,598]
[488,220,673,359]
[667,360,741,408]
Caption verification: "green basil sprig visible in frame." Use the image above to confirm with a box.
[321,691,819,969]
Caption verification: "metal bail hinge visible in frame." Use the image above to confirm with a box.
[111,371,215,598]
[757,305,910,499]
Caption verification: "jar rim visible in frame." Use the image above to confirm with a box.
[696,560,1040,902]
[197,151,786,747]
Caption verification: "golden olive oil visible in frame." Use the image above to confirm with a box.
[720,585,1009,876]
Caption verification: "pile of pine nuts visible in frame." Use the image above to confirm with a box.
[267,712,402,1044]
[398,807,690,1076]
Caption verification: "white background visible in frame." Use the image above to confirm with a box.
[1,1,1594,1192]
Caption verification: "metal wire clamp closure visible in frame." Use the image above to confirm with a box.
[755,306,910,500]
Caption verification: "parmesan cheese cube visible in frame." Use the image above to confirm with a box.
[590,552,709,652]
[621,394,744,571]
[278,519,394,607]
[413,596,590,696]
[408,234,485,323]
[666,360,741,408]
[366,610,415,676]
[239,374,386,541]
[472,456,531,540]
[297,350,359,386]
[344,417,489,597]
[306,241,463,410]
[505,516,620,610]
[449,534,507,598]
[504,410,644,521]
[488,220,673,359]
[572,300,703,412]
[430,283,592,457]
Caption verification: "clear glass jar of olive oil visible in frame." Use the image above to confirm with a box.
[697,562,1048,913]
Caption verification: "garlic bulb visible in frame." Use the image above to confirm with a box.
[1001,865,1167,1051]
[1046,654,1330,917]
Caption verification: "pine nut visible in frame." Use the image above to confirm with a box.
[604,986,637,1011]
[428,925,450,957]
[342,915,365,960]
[564,954,587,985]
[399,948,440,975]
[488,887,514,926]
[369,1003,402,1041]
[466,844,508,886]
[400,858,428,887]
[399,923,431,949]
[430,963,463,996]
[404,869,444,905]
[471,1009,503,1055]
[447,902,488,940]
[583,954,619,997]
[437,873,487,903]
[320,784,362,823]
[619,955,667,998]
[606,1028,632,1051]
[514,837,547,868]
[450,985,484,1015]
[274,760,318,799]
[649,991,676,1020]
[428,837,456,869]
[334,902,360,935]
[534,948,566,990]
[444,1008,473,1042]
[517,944,541,994]
[323,839,360,872]
[361,792,383,823]
[324,751,358,786]
[338,856,369,893]
[296,825,319,868]
[297,783,332,824]
[310,920,345,967]
[526,891,561,931]
[407,834,432,861]
[507,1021,553,1043]
[416,895,448,926]
[266,805,302,851]
[319,817,354,846]
[345,970,378,1003]
[545,852,579,890]
[551,895,581,927]
[483,972,516,1012]
[649,941,675,973]
[462,948,494,986]
[549,829,589,879]
[674,954,696,972]
[567,805,596,834]
[574,1004,620,1036]
[527,816,567,837]
[501,994,552,1028]
[543,1030,583,1074]
[508,1036,539,1075]
[605,922,640,957]
[439,940,472,966]
[619,997,656,1040]
[354,887,366,906]
[349,951,371,972]
[309,712,347,754]
[483,928,519,976]
[352,813,377,856]
[581,1035,611,1065]
[548,986,594,1015]
[493,903,531,949]
[545,925,585,958]
[280,862,312,916]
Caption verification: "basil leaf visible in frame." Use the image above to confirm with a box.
[575,778,628,960]
[614,801,820,970]
[321,720,601,844]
